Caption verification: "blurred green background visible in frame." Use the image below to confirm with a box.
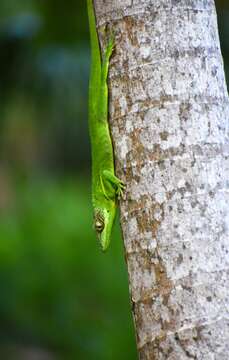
[0,1,228,359]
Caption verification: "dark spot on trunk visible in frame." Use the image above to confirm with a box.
[177,253,183,265]
[160,131,169,141]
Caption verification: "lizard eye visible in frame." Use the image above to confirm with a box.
[95,221,104,233]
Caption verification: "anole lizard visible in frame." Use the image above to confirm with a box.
[87,0,125,251]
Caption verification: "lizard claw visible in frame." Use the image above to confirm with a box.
[116,181,126,200]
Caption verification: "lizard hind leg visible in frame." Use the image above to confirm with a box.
[104,32,115,61]
[102,170,125,199]
[99,32,115,122]
[101,32,115,84]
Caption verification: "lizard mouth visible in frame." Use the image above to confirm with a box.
[97,230,109,252]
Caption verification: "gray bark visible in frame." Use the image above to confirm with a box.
[95,0,229,358]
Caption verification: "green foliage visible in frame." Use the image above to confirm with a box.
[37,0,88,46]
[0,178,137,359]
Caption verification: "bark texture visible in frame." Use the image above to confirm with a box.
[94,0,229,358]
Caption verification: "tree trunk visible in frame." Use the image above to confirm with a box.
[95,0,229,358]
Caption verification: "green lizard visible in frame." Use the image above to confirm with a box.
[87,0,125,251]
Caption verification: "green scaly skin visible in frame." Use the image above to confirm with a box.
[87,0,125,251]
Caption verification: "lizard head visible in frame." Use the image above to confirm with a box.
[94,207,116,252]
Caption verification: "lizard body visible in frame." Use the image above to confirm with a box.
[87,0,125,251]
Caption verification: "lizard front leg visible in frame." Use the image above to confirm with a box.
[102,170,125,199]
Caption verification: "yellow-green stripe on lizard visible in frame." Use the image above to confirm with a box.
[87,0,125,251]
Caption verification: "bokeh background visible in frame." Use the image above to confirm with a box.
[0,1,228,359]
